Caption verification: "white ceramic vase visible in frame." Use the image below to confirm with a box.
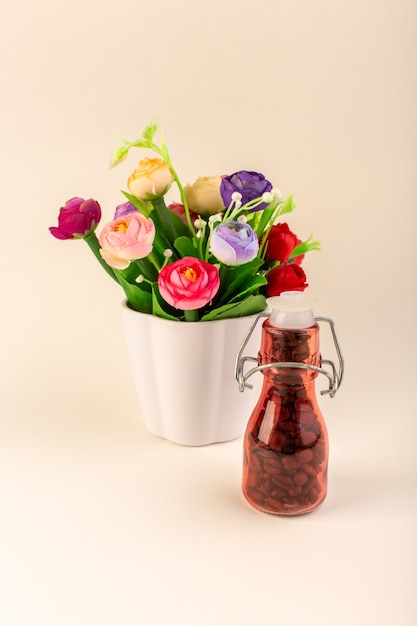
[122,302,262,446]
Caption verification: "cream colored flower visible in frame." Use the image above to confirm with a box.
[184,176,225,216]
[127,157,173,200]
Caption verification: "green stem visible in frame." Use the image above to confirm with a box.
[145,143,197,237]
[136,257,158,281]
[174,174,196,237]
[84,233,118,282]
[223,200,237,222]
[184,309,199,322]
[198,228,206,261]
[147,250,162,272]
[219,264,233,285]
[118,133,197,237]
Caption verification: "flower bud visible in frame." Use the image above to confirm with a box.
[263,222,298,263]
[220,170,273,212]
[210,220,259,266]
[49,197,101,240]
[128,158,173,200]
[194,218,206,230]
[262,191,274,204]
[184,176,225,216]
[113,201,137,219]
[266,263,308,296]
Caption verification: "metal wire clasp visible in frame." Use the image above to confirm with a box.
[235,313,344,398]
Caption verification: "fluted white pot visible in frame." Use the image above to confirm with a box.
[122,302,262,446]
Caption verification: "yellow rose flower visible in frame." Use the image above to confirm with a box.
[184,176,225,216]
[127,157,173,200]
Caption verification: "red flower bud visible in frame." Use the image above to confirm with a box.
[264,222,298,263]
[266,263,308,296]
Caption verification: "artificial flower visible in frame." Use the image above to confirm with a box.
[51,119,319,321]
[184,176,224,216]
[127,157,173,200]
[264,222,298,263]
[266,263,308,296]
[220,170,272,211]
[49,197,101,240]
[210,220,259,266]
[113,201,138,219]
[99,213,156,270]
[158,257,220,310]
[168,202,198,227]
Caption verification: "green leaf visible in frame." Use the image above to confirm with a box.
[152,197,178,247]
[291,236,321,258]
[142,119,158,143]
[277,193,295,217]
[121,191,153,217]
[109,146,129,169]
[252,202,278,238]
[168,209,190,239]
[174,236,198,258]
[201,295,267,321]
[119,262,142,284]
[84,233,119,283]
[159,132,170,160]
[151,284,180,320]
[217,258,265,304]
[115,272,152,314]
[228,275,267,304]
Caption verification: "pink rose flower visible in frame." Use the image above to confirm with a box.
[158,257,220,310]
[99,213,155,270]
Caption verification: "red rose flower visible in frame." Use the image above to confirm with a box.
[264,222,298,263]
[266,262,308,296]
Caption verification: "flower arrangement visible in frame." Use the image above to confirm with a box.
[50,120,320,322]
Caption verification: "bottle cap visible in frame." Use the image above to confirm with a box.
[266,291,315,329]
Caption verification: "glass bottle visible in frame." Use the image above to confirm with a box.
[241,292,330,516]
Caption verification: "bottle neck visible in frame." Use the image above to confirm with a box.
[258,319,321,390]
[259,373,318,404]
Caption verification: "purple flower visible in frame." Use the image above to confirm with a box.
[209,220,259,266]
[220,170,273,211]
[113,201,138,219]
[49,197,101,240]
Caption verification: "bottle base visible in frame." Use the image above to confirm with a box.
[242,488,327,516]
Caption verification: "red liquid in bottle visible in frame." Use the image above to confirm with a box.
[242,319,328,515]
